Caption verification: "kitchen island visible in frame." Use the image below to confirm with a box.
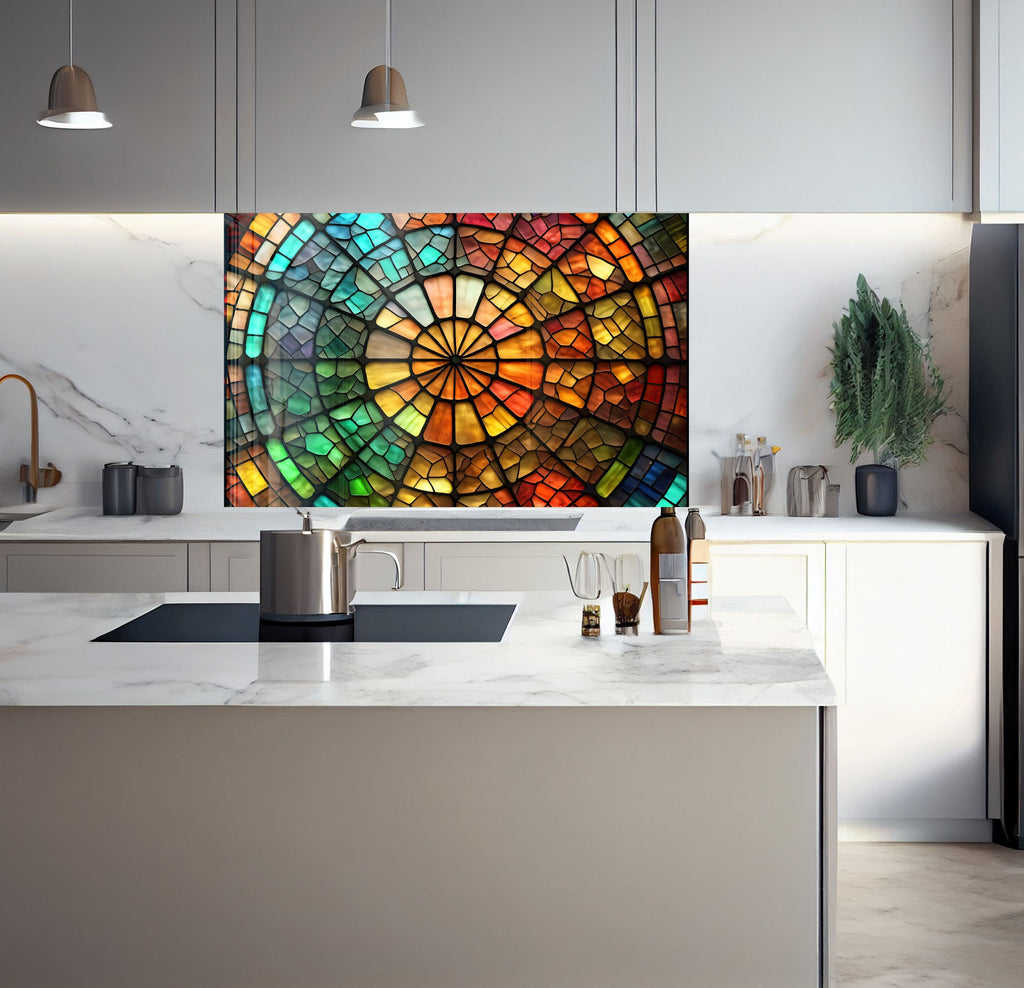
[0,591,836,988]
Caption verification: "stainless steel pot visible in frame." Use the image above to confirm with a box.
[259,511,401,620]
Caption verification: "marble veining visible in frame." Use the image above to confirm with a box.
[0,591,835,707]
[0,214,224,509]
[900,247,971,512]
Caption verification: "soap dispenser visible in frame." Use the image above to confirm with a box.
[650,506,687,634]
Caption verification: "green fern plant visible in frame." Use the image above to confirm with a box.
[829,274,946,466]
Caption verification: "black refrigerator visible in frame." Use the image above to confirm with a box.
[970,222,1024,848]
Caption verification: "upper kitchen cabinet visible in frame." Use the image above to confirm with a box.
[654,0,972,212]
[977,0,1024,213]
[246,0,618,212]
[0,0,216,212]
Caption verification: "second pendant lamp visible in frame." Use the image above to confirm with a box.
[37,0,111,130]
[352,0,423,129]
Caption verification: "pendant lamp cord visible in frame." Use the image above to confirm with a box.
[69,0,74,66]
[384,0,391,106]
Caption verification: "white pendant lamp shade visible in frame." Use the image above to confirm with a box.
[351,65,424,129]
[37,64,111,129]
[37,0,111,130]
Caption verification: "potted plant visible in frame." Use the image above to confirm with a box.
[829,274,946,515]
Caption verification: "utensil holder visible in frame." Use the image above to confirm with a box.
[612,591,641,635]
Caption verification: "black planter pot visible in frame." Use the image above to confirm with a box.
[855,464,898,516]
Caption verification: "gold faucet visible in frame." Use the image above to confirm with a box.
[0,373,62,503]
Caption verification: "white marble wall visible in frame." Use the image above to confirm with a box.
[0,212,973,514]
[0,215,224,510]
[690,213,973,514]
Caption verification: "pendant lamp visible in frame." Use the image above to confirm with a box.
[37,0,111,129]
[351,0,423,129]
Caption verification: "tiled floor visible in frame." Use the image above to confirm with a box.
[836,843,1024,986]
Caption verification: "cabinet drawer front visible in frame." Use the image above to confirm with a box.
[4,545,188,593]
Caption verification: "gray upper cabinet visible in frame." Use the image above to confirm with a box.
[654,0,972,212]
[0,1,974,214]
[247,0,618,213]
[0,0,216,212]
[977,0,1024,213]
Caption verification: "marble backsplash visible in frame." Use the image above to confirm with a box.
[0,212,973,515]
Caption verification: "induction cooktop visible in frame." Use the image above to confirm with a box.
[93,602,516,644]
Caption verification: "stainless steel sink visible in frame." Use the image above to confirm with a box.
[0,503,57,522]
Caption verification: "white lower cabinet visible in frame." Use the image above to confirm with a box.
[836,541,990,841]
[708,543,826,657]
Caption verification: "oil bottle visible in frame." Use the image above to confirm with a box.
[650,506,687,634]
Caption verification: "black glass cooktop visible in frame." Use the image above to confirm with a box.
[93,602,516,644]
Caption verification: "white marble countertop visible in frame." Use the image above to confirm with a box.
[0,505,1003,544]
[0,590,835,708]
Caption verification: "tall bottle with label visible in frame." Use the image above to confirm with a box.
[651,506,687,634]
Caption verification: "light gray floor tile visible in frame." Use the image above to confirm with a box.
[836,843,1024,987]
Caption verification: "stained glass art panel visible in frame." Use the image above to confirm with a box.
[225,213,687,508]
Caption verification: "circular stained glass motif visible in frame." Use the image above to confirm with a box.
[225,212,687,508]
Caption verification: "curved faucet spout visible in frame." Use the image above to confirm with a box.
[0,374,61,503]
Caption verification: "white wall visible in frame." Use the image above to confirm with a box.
[0,212,972,514]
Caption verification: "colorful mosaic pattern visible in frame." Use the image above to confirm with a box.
[225,213,687,508]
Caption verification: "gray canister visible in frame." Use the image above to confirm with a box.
[136,465,184,515]
[102,462,137,515]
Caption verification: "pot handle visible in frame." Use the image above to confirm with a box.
[355,548,402,591]
[331,537,401,589]
[334,536,366,554]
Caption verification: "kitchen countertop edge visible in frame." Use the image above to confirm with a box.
[0,507,1005,544]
